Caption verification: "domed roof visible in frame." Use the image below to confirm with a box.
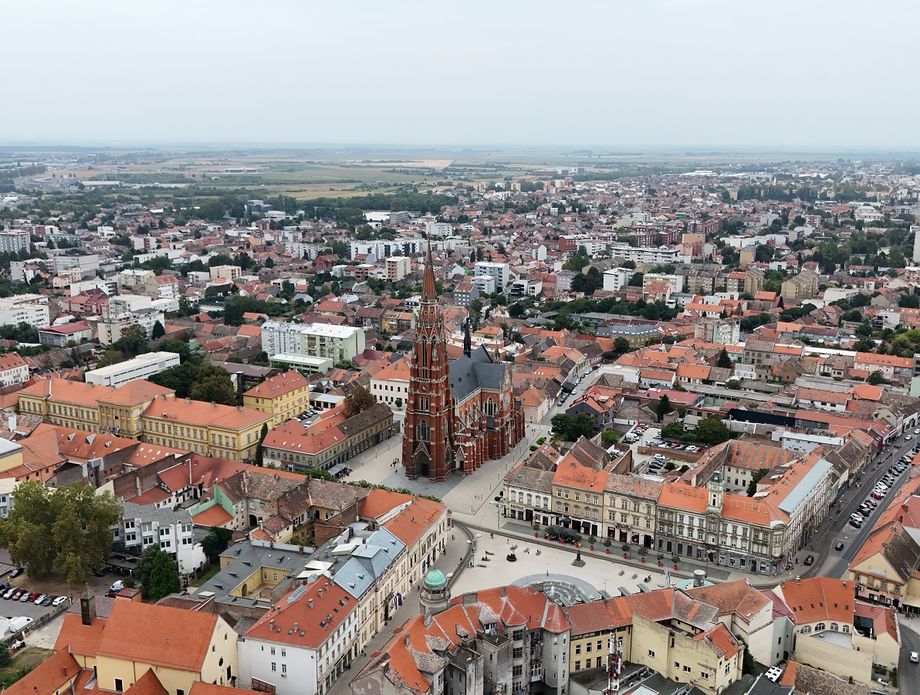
[424,568,447,590]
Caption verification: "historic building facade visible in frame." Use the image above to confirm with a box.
[402,249,523,480]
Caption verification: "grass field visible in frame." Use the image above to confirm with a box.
[0,646,53,687]
[188,563,221,588]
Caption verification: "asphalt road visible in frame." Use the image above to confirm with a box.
[899,624,920,695]
[817,433,920,579]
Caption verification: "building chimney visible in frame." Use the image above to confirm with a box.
[80,591,97,626]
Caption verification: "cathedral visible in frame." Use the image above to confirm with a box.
[402,249,524,481]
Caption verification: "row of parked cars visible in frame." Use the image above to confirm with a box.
[850,456,910,528]
[650,439,702,453]
[0,583,67,607]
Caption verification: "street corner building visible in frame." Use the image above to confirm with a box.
[401,247,523,481]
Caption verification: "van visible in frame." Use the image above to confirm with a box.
[110,580,125,593]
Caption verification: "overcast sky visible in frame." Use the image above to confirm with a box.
[2,0,917,149]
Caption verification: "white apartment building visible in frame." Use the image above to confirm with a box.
[603,267,632,292]
[0,353,30,387]
[85,351,181,387]
[210,264,242,282]
[384,256,411,282]
[0,294,50,329]
[0,230,31,254]
[95,294,166,345]
[474,261,510,292]
[261,322,366,363]
[51,254,101,274]
[608,244,683,265]
[425,221,453,238]
[116,502,206,578]
[349,238,423,260]
[470,274,496,295]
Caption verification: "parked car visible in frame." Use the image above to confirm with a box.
[18,592,31,602]
[850,518,863,528]
[32,594,46,604]
[834,541,845,551]
[804,555,815,565]
[51,596,68,607]
[39,595,54,606]
[2,588,16,599]
[910,651,919,664]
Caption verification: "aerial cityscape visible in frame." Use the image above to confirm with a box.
[0,3,918,695]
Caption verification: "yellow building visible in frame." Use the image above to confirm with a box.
[141,395,270,461]
[18,377,270,461]
[55,597,239,693]
[0,438,23,475]
[565,589,744,695]
[243,370,310,427]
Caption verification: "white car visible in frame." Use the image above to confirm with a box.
[51,596,68,607]
[907,435,914,441]
[910,650,919,663]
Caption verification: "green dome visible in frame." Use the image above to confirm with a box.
[424,569,447,590]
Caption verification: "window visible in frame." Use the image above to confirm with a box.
[575,644,581,655]
[271,663,276,672]
[115,679,124,692]
[815,622,826,632]
[574,661,581,671]
[178,691,184,695]
[282,665,287,675]
[648,650,655,658]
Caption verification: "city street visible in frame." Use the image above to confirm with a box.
[898,620,920,695]
[816,433,920,579]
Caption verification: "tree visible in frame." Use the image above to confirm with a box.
[654,395,673,422]
[151,320,166,340]
[628,272,644,287]
[201,527,233,564]
[255,423,269,466]
[693,416,731,445]
[189,364,237,405]
[867,370,889,385]
[550,413,597,441]
[613,337,631,355]
[0,481,121,583]
[746,468,769,496]
[899,294,920,308]
[135,546,180,600]
[264,257,275,268]
[716,349,733,369]
[346,384,377,416]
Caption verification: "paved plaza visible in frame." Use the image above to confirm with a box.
[450,530,668,598]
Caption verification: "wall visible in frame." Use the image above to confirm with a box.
[239,638,316,695]
[794,634,873,684]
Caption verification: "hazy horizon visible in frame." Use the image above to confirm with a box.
[3,0,918,149]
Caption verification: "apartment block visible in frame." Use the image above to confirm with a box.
[0,293,50,329]
[261,321,366,364]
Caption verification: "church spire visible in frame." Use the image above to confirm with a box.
[422,241,437,301]
[463,320,472,357]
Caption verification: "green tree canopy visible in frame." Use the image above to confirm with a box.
[201,527,233,564]
[136,546,181,600]
[0,481,122,583]
[151,320,166,340]
[654,395,673,422]
[551,413,597,441]
[189,364,237,405]
[716,349,733,369]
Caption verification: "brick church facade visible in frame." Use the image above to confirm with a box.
[402,250,524,481]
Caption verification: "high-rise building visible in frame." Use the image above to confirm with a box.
[402,248,524,481]
[912,225,920,264]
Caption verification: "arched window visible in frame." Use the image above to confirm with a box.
[800,626,811,634]
[815,623,825,632]
[842,625,850,633]
[830,623,838,632]
[485,398,496,416]
[416,421,429,442]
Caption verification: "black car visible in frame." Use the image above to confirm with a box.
[834,541,845,551]
[804,555,815,565]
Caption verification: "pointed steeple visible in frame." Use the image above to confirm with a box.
[463,320,472,357]
[422,241,437,301]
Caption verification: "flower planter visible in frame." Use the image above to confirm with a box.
[672,563,678,570]
[656,560,662,567]
[589,545,595,551]
[605,549,610,555]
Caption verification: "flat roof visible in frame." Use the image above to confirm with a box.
[85,351,181,378]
